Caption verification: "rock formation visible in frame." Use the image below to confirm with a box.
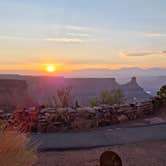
[0,76,151,106]
[121,77,151,103]
[0,79,32,111]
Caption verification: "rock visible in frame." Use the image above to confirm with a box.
[93,106,102,111]
[117,114,128,122]
[77,107,96,113]
[71,119,97,130]
[21,100,154,133]
[145,117,165,125]
[66,107,77,113]
[41,108,56,113]
[0,110,4,114]
[57,108,68,112]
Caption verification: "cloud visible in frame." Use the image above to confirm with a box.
[0,35,84,43]
[0,24,95,43]
[65,25,93,32]
[0,35,37,40]
[45,38,84,43]
[144,33,166,38]
[67,32,92,37]
[121,50,166,57]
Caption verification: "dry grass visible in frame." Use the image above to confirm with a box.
[0,128,37,166]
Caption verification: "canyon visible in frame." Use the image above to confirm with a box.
[0,76,151,109]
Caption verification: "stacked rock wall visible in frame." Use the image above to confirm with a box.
[37,100,153,132]
[0,100,154,132]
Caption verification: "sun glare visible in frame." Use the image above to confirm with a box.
[46,65,56,73]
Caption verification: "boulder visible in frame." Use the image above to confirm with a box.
[117,114,128,122]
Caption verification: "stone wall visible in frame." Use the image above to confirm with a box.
[0,100,154,132]
[37,100,153,132]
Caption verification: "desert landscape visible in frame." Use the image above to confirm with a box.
[1,0,166,166]
[0,74,166,166]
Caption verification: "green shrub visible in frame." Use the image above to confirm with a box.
[89,98,99,107]
[89,89,123,107]
[157,85,166,105]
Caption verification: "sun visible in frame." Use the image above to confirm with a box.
[46,65,56,73]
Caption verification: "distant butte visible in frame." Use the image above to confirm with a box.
[0,76,151,108]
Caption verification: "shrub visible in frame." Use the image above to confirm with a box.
[55,86,73,107]
[157,85,166,105]
[89,98,99,107]
[0,128,37,166]
[89,89,123,107]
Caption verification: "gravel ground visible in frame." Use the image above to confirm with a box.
[35,140,166,166]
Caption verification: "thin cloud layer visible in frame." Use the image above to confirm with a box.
[144,33,166,38]
[67,32,92,37]
[121,51,166,57]
[0,35,84,43]
[65,25,94,32]
[46,38,84,43]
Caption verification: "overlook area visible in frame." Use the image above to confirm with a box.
[1,0,166,165]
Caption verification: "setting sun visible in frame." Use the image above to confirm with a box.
[46,65,56,73]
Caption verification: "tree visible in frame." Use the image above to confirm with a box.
[157,85,166,105]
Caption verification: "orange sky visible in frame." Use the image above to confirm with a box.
[1,1,166,75]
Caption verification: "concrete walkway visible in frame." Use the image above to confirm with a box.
[30,124,166,151]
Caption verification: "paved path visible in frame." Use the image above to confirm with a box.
[30,124,166,151]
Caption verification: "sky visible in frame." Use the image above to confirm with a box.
[0,0,166,75]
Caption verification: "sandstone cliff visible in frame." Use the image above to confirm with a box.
[0,76,151,107]
[25,77,150,105]
[121,77,150,102]
[0,79,33,111]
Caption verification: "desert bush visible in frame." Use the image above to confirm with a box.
[0,128,37,166]
[89,98,99,107]
[55,86,73,107]
[89,89,123,107]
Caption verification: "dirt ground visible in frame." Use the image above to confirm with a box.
[35,140,166,166]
